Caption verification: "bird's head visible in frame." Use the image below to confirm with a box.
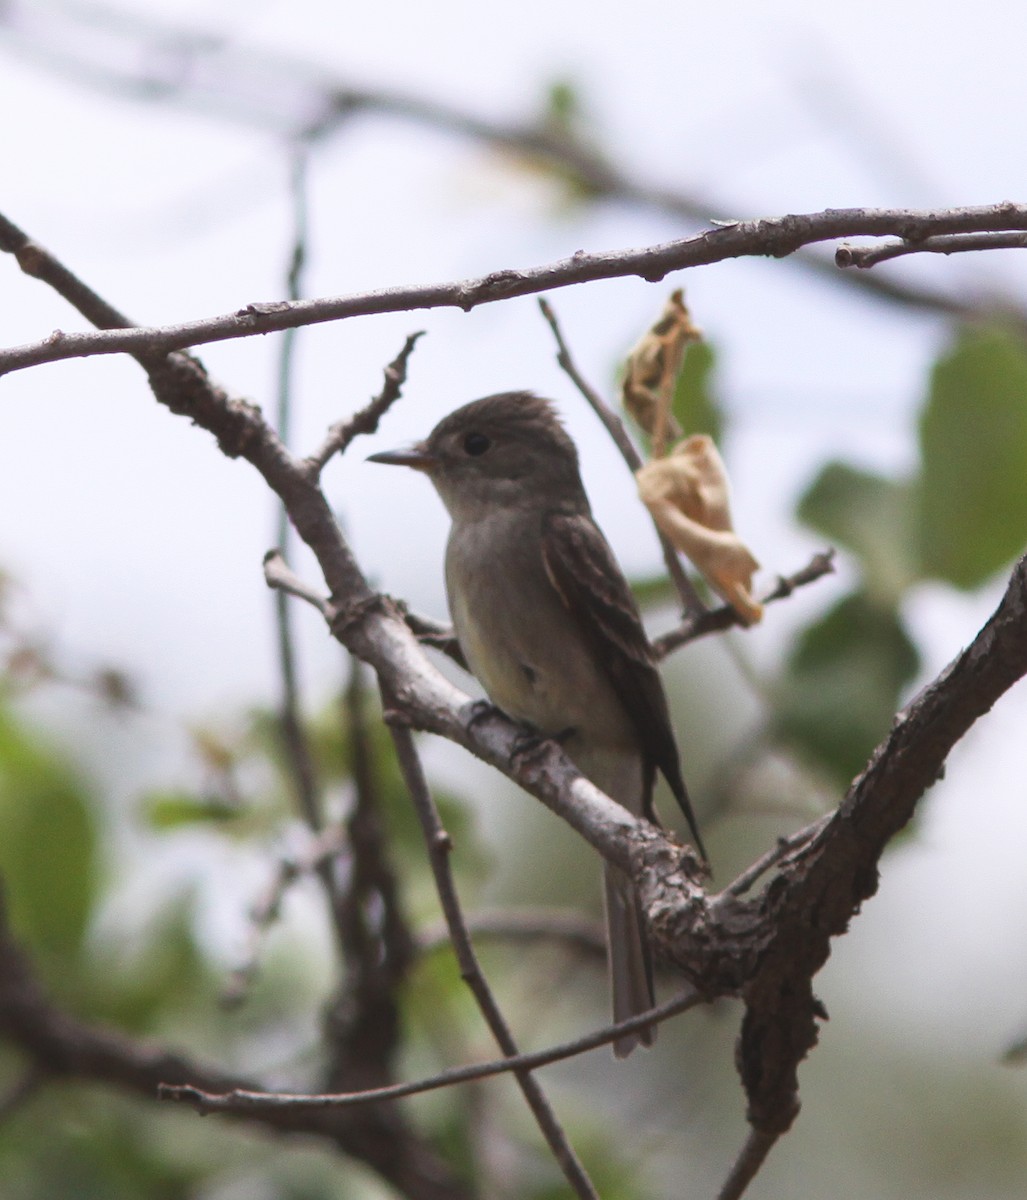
[369,392,588,520]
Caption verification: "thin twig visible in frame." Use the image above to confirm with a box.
[305,331,425,474]
[537,296,707,617]
[651,550,836,659]
[262,550,330,613]
[723,815,833,898]
[837,229,1027,269]
[272,145,323,834]
[159,985,703,1114]
[7,205,1027,376]
[386,721,599,1200]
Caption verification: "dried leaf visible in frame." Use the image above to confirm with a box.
[636,435,763,624]
[622,289,703,457]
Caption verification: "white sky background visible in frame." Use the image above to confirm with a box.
[2,1,1027,1194]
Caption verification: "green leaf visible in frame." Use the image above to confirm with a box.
[142,791,240,829]
[776,591,920,784]
[918,327,1027,588]
[0,705,98,958]
[672,340,724,442]
[797,461,917,603]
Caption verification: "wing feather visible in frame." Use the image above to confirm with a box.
[541,511,707,859]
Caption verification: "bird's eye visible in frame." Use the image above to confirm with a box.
[463,431,491,456]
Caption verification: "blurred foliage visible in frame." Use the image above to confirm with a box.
[786,324,1027,784]
[0,705,98,970]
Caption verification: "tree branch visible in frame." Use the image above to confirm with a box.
[4,204,1027,376]
[0,884,470,1200]
[651,550,836,658]
[159,985,703,1115]
[837,230,1027,268]
[386,721,599,1200]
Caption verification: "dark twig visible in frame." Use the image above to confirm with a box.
[0,210,134,330]
[537,296,707,617]
[272,145,323,834]
[837,230,1027,269]
[386,721,599,1200]
[723,815,833,898]
[305,331,425,475]
[323,661,416,1091]
[651,550,836,659]
[7,205,1027,376]
[160,985,703,1115]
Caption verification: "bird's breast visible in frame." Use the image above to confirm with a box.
[444,511,635,750]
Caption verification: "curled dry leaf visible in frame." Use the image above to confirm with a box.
[636,435,763,625]
[622,289,703,457]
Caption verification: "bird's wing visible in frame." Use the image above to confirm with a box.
[541,510,706,859]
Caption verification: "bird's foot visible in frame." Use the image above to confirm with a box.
[464,699,505,731]
[509,725,576,768]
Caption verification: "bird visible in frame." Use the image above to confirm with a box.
[370,391,706,1055]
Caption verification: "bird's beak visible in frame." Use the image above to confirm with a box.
[367,442,437,472]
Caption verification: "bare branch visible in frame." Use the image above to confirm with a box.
[717,1130,781,1200]
[723,815,833,898]
[5,205,1027,376]
[837,230,1027,268]
[159,986,703,1115]
[305,331,425,475]
[262,549,330,614]
[651,550,836,658]
[6,208,1027,1198]
[538,296,707,616]
[386,721,599,1200]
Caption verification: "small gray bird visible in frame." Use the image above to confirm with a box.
[370,392,706,1056]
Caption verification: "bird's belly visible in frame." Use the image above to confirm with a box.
[446,531,634,748]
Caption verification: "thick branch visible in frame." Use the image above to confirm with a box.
[4,204,1027,375]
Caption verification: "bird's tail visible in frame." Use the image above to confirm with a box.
[603,863,656,1058]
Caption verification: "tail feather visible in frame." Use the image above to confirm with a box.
[604,863,656,1058]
